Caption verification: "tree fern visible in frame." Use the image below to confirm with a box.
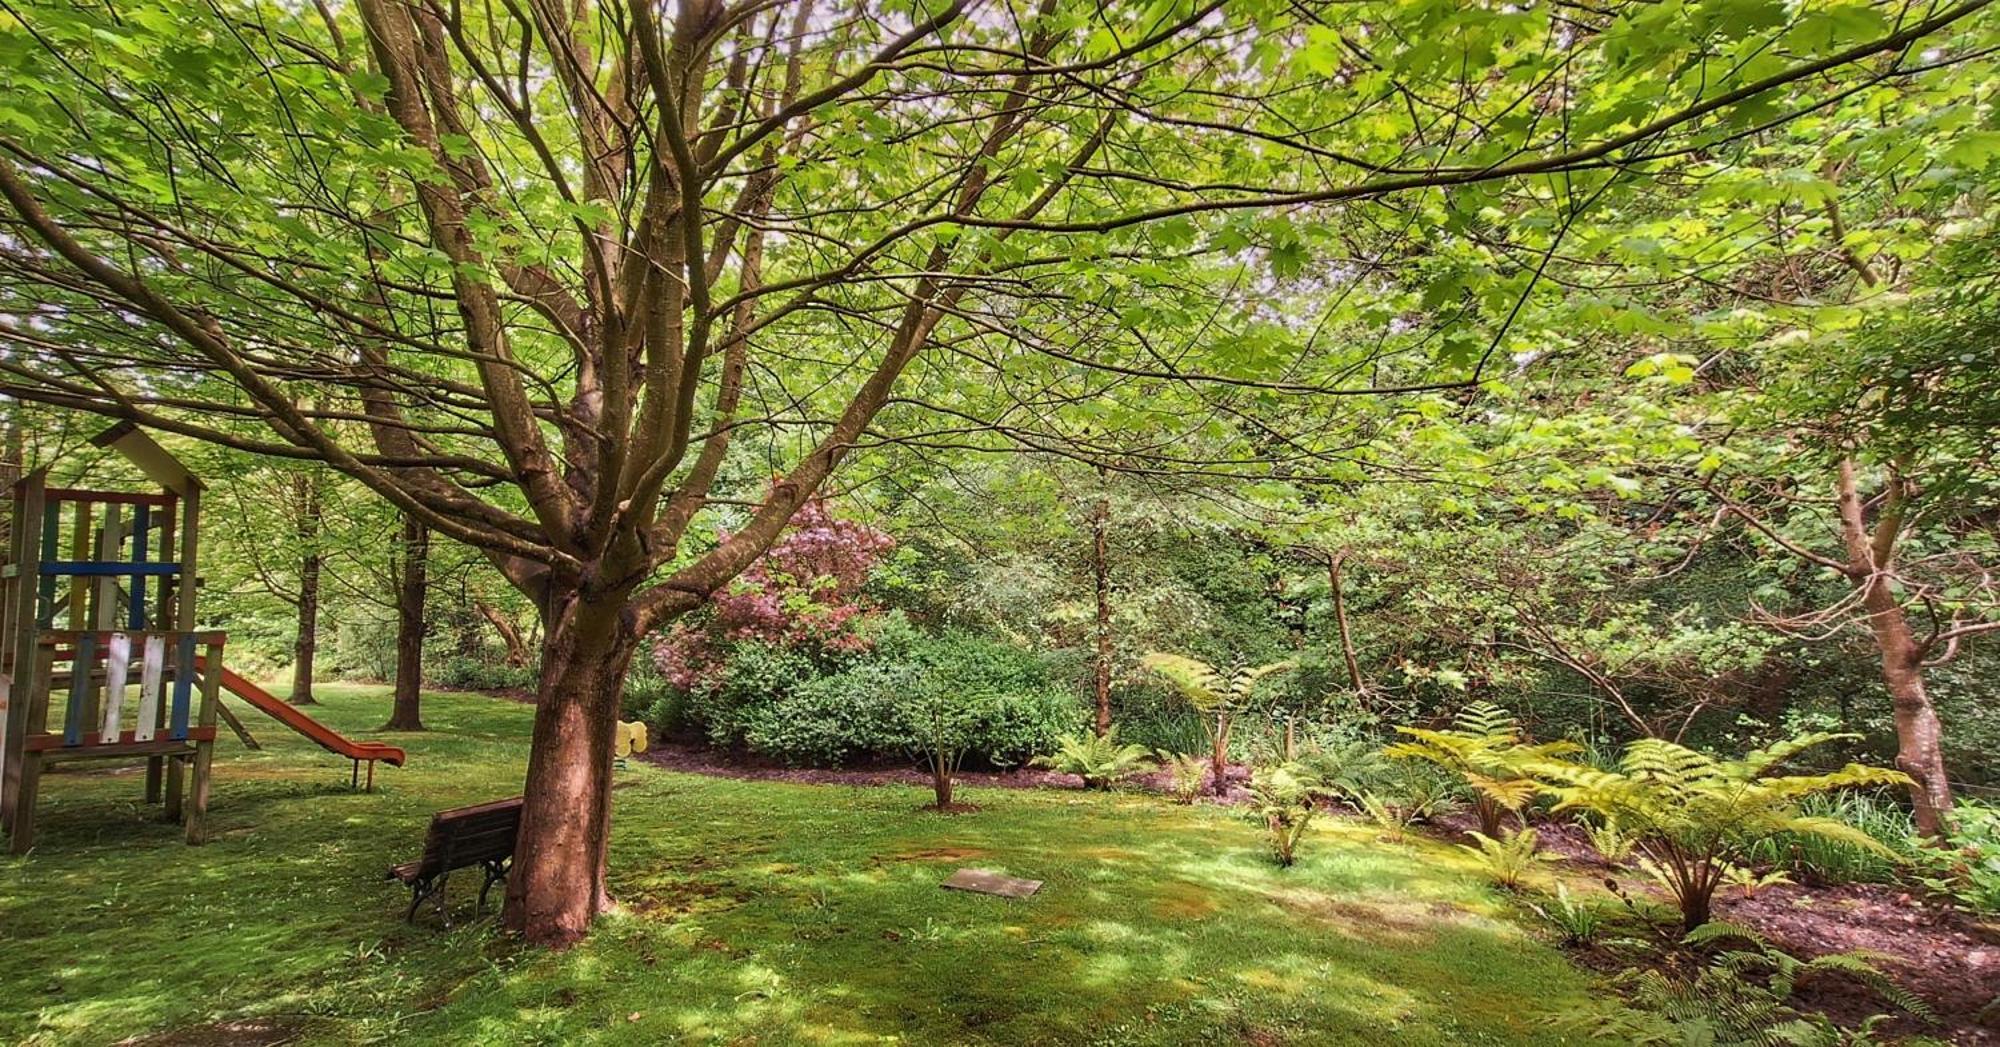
[1523,732,1910,932]
[1142,651,1294,797]
[1385,702,1579,836]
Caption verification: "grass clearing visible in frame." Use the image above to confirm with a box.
[3,685,1603,1045]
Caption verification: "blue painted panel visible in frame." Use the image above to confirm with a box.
[170,634,197,740]
[130,504,150,629]
[39,561,182,577]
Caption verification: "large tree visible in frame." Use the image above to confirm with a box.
[0,0,1989,945]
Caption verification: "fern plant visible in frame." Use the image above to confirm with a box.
[1353,763,1458,840]
[1159,750,1208,804]
[1142,652,1294,797]
[1385,702,1579,836]
[1547,922,1933,1046]
[1526,883,1607,946]
[1293,736,1392,803]
[1720,863,1794,899]
[1523,732,1910,932]
[1582,815,1636,865]
[1248,764,1317,867]
[1458,827,1557,890]
[1031,728,1155,790]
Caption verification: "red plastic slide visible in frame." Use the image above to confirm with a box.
[195,657,406,767]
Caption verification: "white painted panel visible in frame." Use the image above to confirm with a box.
[100,632,133,739]
[134,635,166,743]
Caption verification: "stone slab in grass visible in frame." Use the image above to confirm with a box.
[941,868,1042,898]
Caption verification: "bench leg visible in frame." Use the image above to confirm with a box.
[404,877,433,924]
[432,869,453,928]
[478,859,509,916]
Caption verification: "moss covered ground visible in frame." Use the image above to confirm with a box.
[2,685,1604,1045]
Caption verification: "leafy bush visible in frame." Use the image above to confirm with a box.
[1355,767,1458,840]
[1549,922,1933,1046]
[429,654,538,693]
[1293,734,1393,803]
[1915,798,2000,914]
[1525,732,1910,932]
[680,633,1081,768]
[1142,652,1294,796]
[1582,816,1636,865]
[1032,729,1155,789]
[1458,827,1555,890]
[682,642,824,750]
[1249,764,1317,867]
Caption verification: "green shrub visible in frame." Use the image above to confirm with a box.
[1916,798,2000,914]
[429,654,538,693]
[1527,884,1608,946]
[1160,751,1208,803]
[681,633,1083,768]
[1249,764,1317,867]
[682,641,828,750]
[1581,816,1637,865]
[1524,732,1909,932]
[1549,922,1933,1045]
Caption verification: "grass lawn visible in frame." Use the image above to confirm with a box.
[2,685,1606,1045]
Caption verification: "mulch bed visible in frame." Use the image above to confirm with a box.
[636,740,1257,803]
[1421,811,2000,1043]
[1718,881,2000,1044]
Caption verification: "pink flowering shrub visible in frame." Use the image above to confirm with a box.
[653,494,896,691]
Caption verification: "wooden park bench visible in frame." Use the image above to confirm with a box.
[386,797,522,926]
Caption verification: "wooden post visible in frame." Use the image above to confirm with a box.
[146,497,175,802]
[2,470,47,833]
[163,752,184,822]
[185,638,222,844]
[6,645,53,853]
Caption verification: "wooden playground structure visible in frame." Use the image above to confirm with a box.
[1,424,220,852]
[1,424,404,854]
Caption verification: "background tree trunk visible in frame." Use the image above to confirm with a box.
[1328,552,1365,698]
[1834,458,1954,836]
[385,512,429,731]
[477,599,532,667]
[1210,712,1231,796]
[290,474,322,705]
[1859,582,1954,835]
[1091,493,1112,736]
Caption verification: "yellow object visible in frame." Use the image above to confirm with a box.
[614,720,649,760]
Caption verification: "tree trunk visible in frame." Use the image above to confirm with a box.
[1328,552,1364,699]
[1835,458,1953,836]
[385,512,429,731]
[1090,492,1113,737]
[502,590,637,948]
[931,763,954,808]
[1859,584,1954,836]
[1210,711,1231,796]
[477,599,532,667]
[290,476,322,706]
